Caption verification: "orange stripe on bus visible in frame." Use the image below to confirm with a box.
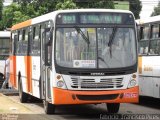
[11,19,32,30]
[24,56,32,93]
[138,57,142,74]
[24,56,28,92]
[28,56,32,93]
[9,56,17,88]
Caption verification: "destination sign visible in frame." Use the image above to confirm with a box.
[56,12,134,25]
[80,14,122,24]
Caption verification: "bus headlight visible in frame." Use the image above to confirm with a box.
[127,73,137,88]
[128,79,137,88]
[56,74,67,89]
[57,81,64,87]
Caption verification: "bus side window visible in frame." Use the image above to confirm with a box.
[151,24,159,39]
[23,28,29,55]
[140,27,144,40]
[12,33,18,55]
[141,25,149,40]
[149,40,160,55]
[31,25,40,56]
[16,30,21,55]
[138,25,149,55]
[139,40,149,55]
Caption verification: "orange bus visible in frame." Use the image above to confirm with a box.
[10,9,138,114]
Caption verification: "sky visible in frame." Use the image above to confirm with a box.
[140,0,159,18]
[3,0,13,6]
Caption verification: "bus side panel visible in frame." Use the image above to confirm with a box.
[139,56,160,98]
[16,56,27,92]
[31,56,40,98]
[139,56,154,97]
[9,56,17,88]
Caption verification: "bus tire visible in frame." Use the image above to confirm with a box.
[0,73,4,80]
[106,103,120,113]
[18,76,28,103]
[43,100,55,114]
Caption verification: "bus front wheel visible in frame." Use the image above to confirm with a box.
[43,100,55,114]
[106,103,120,113]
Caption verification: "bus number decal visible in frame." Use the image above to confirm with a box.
[143,65,153,71]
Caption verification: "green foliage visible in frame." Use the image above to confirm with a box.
[0,0,115,30]
[90,0,114,9]
[76,0,115,9]
[151,2,160,16]
[0,3,22,30]
[56,0,77,10]
[31,0,57,15]
[0,0,3,20]
[129,0,142,19]
[13,11,30,24]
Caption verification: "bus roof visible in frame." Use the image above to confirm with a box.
[0,31,10,37]
[12,9,134,31]
[136,15,160,25]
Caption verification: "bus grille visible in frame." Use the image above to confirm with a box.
[71,77,123,89]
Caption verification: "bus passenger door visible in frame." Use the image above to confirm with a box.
[40,28,52,101]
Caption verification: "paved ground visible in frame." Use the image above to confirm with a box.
[0,91,160,120]
[0,93,32,114]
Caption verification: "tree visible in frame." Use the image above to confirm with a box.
[151,2,160,16]
[32,0,57,16]
[0,3,32,30]
[56,0,77,10]
[0,0,115,30]
[0,3,20,30]
[129,0,142,19]
[76,0,114,9]
[0,0,3,20]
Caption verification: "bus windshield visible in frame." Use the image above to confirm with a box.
[56,27,136,69]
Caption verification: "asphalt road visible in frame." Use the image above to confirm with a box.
[4,95,160,120]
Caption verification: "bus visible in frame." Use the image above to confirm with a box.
[137,16,160,99]
[10,9,138,114]
[0,31,10,86]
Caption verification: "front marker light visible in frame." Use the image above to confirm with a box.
[56,75,61,80]
[132,74,137,79]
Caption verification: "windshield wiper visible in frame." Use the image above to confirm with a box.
[98,56,110,68]
[108,27,117,58]
[74,26,90,45]
[108,27,117,47]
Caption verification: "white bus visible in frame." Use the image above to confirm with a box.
[137,16,160,99]
[0,31,10,82]
[10,9,138,114]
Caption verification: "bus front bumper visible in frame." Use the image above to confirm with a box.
[52,86,139,105]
